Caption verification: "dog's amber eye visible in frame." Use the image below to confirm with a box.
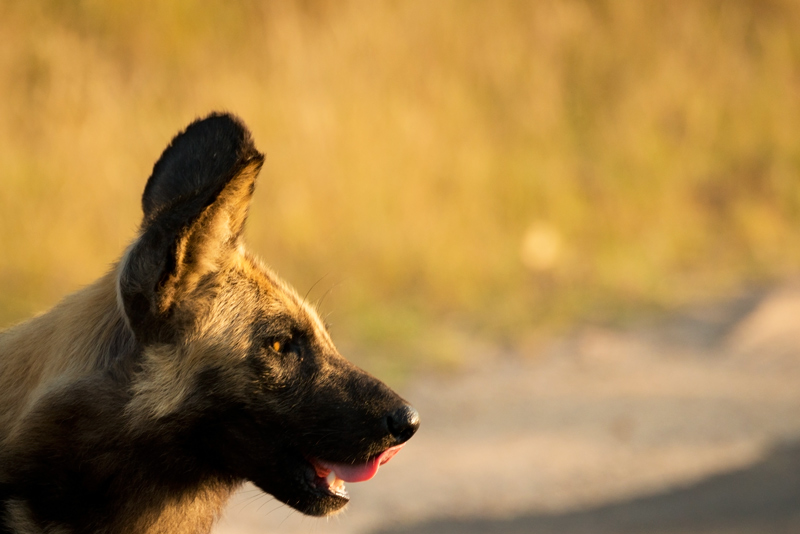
[272,341,281,352]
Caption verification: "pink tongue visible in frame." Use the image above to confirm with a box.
[317,444,405,483]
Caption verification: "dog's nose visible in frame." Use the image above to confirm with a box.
[386,405,420,444]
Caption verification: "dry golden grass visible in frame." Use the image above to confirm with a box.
[2,1,800,371]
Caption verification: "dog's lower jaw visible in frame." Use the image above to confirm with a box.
[249,464,351,518]
[296,483,351,518]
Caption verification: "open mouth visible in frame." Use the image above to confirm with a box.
[307,444,406,502]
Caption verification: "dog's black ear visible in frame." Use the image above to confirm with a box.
[119,113,264,343]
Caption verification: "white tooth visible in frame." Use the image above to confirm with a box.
[326,471,336,487]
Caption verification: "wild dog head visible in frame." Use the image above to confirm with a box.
[118,113,419,516]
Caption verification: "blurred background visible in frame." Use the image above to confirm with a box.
[2,1,800,533]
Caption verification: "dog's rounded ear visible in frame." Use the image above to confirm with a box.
[119,112,264,343]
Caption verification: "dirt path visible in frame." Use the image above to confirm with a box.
[213,283,800,534]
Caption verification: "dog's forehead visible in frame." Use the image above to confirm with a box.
[236,251,332,341]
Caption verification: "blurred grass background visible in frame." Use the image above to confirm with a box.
[1,0,800,375]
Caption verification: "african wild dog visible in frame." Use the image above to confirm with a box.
[0,113,419,533]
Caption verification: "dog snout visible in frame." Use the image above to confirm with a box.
[385,405,420,444]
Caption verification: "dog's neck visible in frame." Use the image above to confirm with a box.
[0,269,244,533]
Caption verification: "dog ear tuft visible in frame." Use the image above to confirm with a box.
[119,112,264,343]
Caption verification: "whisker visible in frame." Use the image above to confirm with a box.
[303,273,330,306]
[316,280,343,311]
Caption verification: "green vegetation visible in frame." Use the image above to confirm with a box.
[2,1,800,373]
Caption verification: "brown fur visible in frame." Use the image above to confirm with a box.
[0,113,418,534]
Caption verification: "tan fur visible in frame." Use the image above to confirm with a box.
[125,344,194,424]
[129,484,235,534]
[0,269,123,445]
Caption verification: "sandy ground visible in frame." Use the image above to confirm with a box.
[212,283,800,534]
